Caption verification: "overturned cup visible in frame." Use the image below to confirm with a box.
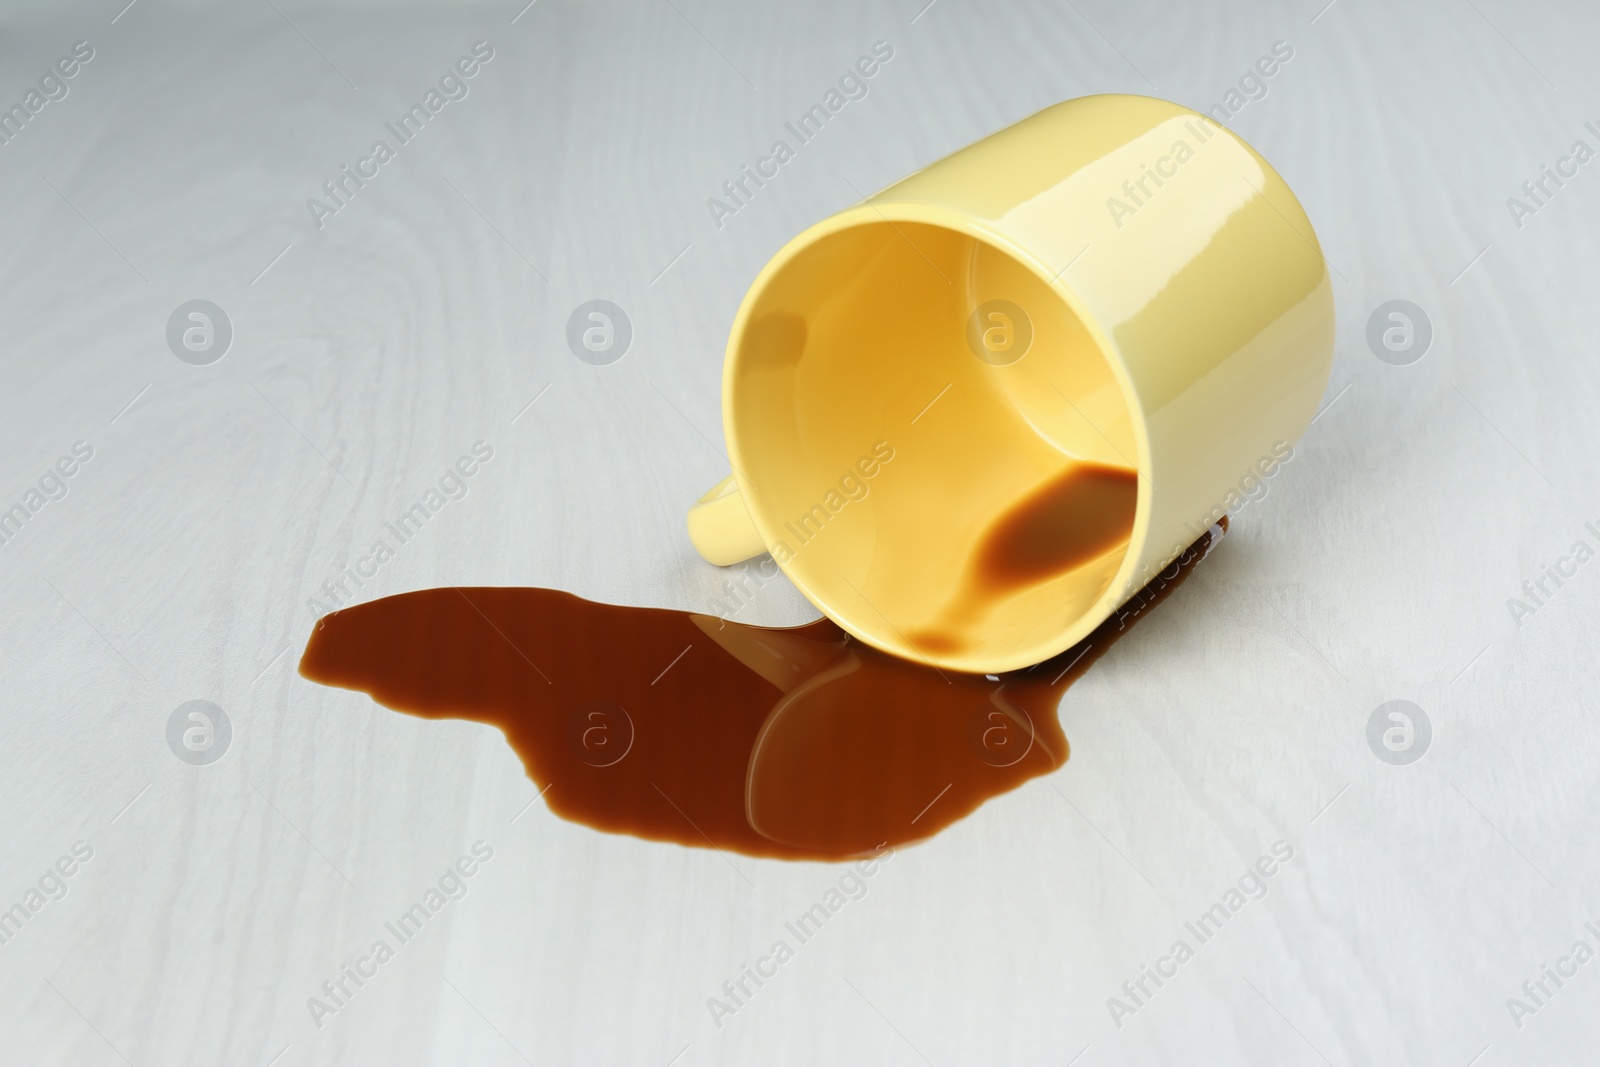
[687,94,1334,673]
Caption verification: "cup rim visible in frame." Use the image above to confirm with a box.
[721,201,1154,673]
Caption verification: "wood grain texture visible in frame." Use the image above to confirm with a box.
[2,0,1599,1063]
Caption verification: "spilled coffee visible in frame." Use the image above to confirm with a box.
[299,522,1222,861]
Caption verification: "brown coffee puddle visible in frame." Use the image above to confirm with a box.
[299,522,1220,862]
[911,461,1140,656]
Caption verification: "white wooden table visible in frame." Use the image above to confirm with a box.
[2,0,1598,1063]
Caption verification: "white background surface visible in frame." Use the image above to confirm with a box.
[2,0,1599,1064]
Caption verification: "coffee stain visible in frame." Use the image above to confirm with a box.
[299,523,1220,862]
[974,462,1139,589]
[910,461,1140,656]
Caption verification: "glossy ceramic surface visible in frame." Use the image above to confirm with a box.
[689,93,1334,672]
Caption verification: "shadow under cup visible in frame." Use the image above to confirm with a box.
[725,217,1146,672]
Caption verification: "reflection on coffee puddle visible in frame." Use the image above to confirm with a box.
[299,524,1223,861]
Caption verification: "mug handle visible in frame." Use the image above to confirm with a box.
[687,474,767,565]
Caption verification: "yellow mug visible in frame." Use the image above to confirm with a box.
[687,94,1334,673]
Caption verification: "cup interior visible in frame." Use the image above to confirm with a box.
[727,216,1143,672]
